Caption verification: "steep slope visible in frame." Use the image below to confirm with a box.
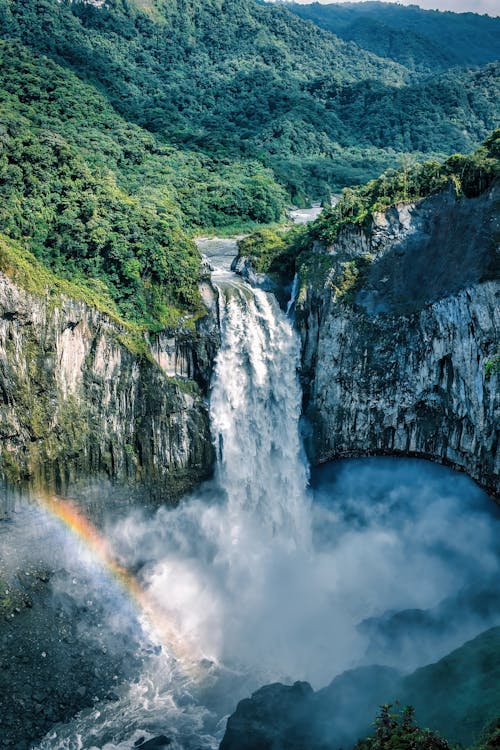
[220,627,500,750]
[234,133,500,495]
[296,189,499,495]
[1,0,498,196]
[286,2,500,73]
[0,234,219,518]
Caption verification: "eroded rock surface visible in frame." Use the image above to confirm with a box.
[0,276,219,518]
[297,186,499,496]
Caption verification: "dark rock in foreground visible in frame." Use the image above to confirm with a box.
[220,681,315,750]
[134,736,172,749]
[220,627,500,750]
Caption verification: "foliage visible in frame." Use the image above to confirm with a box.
[287,2,500,73]
[331,254,374,302]
[262,131,499,293]
[311,130,500,245]
[355,704,451,750]
[473,718,500,750]
[0,0,498,198]
[485,355,500,380]
[0,41,285,327]
[0,0,497,325]
[237,223,310,278]
[0,232,135,329]
[237,228,287,273]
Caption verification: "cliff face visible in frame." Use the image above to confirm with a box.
[0,275,219,519]
[297,186,499,496]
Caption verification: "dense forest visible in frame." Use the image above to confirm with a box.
[0,0,498,330]
[0,40,285,327]
[286,2,500,73]
[0,0,498,198]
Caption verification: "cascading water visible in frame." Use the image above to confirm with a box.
[33,240,313,750]
[210,278,310,544]
[29,237,500,750]
[286,272,299,316]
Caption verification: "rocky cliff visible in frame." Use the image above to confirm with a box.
[0,273,219,519]
[296,185,499,496]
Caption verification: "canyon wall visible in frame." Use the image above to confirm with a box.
[296,185,499,496]
[0,275,219,518]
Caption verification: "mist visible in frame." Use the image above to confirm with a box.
[107,457,500,689]
[14,283,500,749]
[3,456,492,749]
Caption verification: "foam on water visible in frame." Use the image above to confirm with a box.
[32,241,500,749]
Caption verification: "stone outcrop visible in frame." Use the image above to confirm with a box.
[0,275,219,518]
[220,628,500,750]
[296,185,499,496]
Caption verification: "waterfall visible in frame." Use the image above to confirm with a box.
[210,279,310,544]
[286,272,299,315]
[30,242,500,750]
[33,250,313,749]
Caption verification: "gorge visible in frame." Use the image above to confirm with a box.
[0,193,499,748]
[0,0,498,746]
[296,183,499,497]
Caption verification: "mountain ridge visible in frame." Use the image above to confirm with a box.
[284,1,500,72]
[1,0,498,201]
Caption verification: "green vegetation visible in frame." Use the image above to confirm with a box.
[332,254,374,303]
[357,706,500,750]
[485,355,500,380]
[474,719,500,750]
[0,41,285,328]
[237,228,287,273]
[0,0,497,328]
[0,233,154,358]
[286,2,500,73]
[355,704,451,750]
[0,0,498,200]
[237,131,500,298]
[0,233,129,327]
[237,223,311,279]
[311,129,500,245]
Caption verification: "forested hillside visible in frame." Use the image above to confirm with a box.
[0,40,286,327]
[235,129,500,285]
[0,0,498,330]
[285,2,500,73]
[1,0,498,197]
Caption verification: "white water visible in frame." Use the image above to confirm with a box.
[211,279,309,543]
[34,241,312,749]
[31,240,500,750]
[286,272,299,315]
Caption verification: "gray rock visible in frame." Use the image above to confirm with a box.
[297,185,500,496]
[0,275,220,518]
[135,736,172,749]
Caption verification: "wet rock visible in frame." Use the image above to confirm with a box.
[220,681,314,750]
[135,736,172,749]
[297,185,500,497]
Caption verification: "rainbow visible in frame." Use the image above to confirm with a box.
[35,492,204,680]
